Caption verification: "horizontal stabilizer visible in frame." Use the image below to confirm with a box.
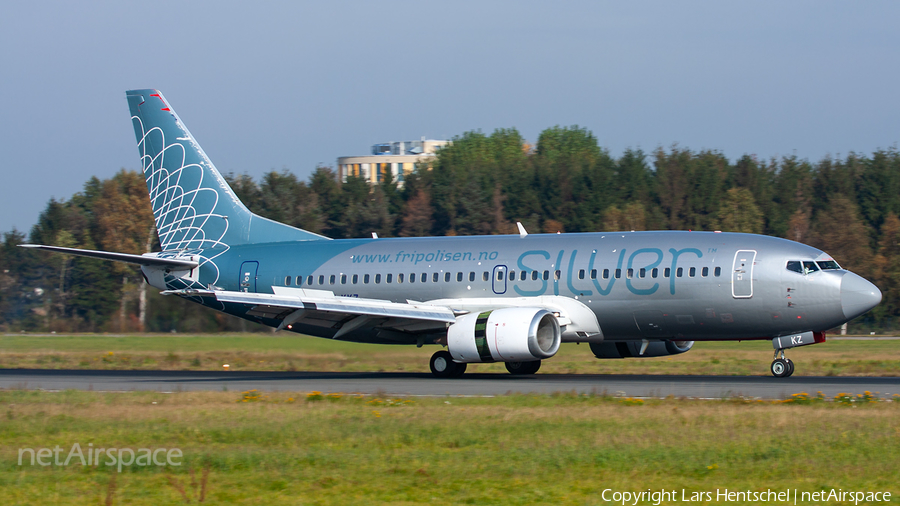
[19,244,199,269]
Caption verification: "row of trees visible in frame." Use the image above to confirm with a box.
[1,126,898,332]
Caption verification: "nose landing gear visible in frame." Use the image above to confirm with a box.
[771,349,795,377]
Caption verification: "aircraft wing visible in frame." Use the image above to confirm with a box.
[167,286,457,341]
[19,244,199,269]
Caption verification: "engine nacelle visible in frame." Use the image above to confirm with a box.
[447,308,561,363]
[589,340,694,359]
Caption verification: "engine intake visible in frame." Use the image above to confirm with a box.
[448,308,561,363]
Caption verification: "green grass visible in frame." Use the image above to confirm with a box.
[0,390,898,505]
[2,333,900,376]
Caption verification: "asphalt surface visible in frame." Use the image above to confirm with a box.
[1,369,898,399]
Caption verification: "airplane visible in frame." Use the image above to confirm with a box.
[22,89,883,378]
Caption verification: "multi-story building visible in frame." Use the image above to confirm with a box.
[337,139,449,185]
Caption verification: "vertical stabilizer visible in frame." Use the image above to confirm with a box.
[126,89,327,252]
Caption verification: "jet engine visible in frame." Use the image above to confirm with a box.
[589,340,694,359]
[447,308,561,363]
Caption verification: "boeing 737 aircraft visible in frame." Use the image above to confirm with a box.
[23,90,883,378]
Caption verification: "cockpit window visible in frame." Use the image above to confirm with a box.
[817,260,841,270]
[802,261,819,273]
[786,261,802,274]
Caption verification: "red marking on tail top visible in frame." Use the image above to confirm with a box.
[149,93,170,111]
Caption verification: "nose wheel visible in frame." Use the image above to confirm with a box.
[771,350,795,377]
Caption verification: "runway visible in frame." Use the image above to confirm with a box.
[1,369,899,399]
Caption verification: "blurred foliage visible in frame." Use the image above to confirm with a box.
[1,126,899,331]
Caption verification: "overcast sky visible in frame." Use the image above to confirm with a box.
[1,1,898,234]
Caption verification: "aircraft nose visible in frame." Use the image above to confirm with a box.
[841,272,882,320]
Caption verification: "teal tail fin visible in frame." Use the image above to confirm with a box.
[125,89,327,252]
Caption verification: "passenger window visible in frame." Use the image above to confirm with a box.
[444,272,451,282]
[496,271,504,281]
[651,268,658,278]
[318,275,325,285]
[578,269,585,280]
[639,268,646,278]
[285,276,291,286]
[689,267,696,277]
[664,268,670,278]
[509,269,516,280]
[482,271,489,282]
[469,272,476,282]
[676,268,683,278]
[422,273,428,283]
[520,271,527,281]
[615,269,621,279]
[543,270,550,280]
[591,269,598,279]
[626,269,633,279]
[457,272,463,282]
[296,276,303,286]
[554,270,561,280]
[307,275,313,286]
[602,269,609,279]
[701,267,708,277]
[374,274,381,284]
[398,273,405,283]
[386,274,392,283]
[352,274,358,284]
[532,271,539,281]
[364,274,370,284]
[408,273,415,283]
[802,261,819,273]
[786,261,803,274]
[714,267,721,277]
[330,275,336,284]
[341,274,347,284]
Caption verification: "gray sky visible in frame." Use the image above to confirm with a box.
[1,1,898,235]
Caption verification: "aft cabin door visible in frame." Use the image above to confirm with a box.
[732,250,756,298]
[240,261,259,293]
[492,265,507,294]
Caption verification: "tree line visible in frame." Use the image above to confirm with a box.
[1,126,898,332]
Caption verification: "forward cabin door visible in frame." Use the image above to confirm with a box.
[240,261,259,293]
[492,265,507,294]
[732,250,756,298]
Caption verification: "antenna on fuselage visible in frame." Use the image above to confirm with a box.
[516,222,528,238]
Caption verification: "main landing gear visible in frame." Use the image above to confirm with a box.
[428,351,543,377]
[430,350,467,378]
[771,349,795,378]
